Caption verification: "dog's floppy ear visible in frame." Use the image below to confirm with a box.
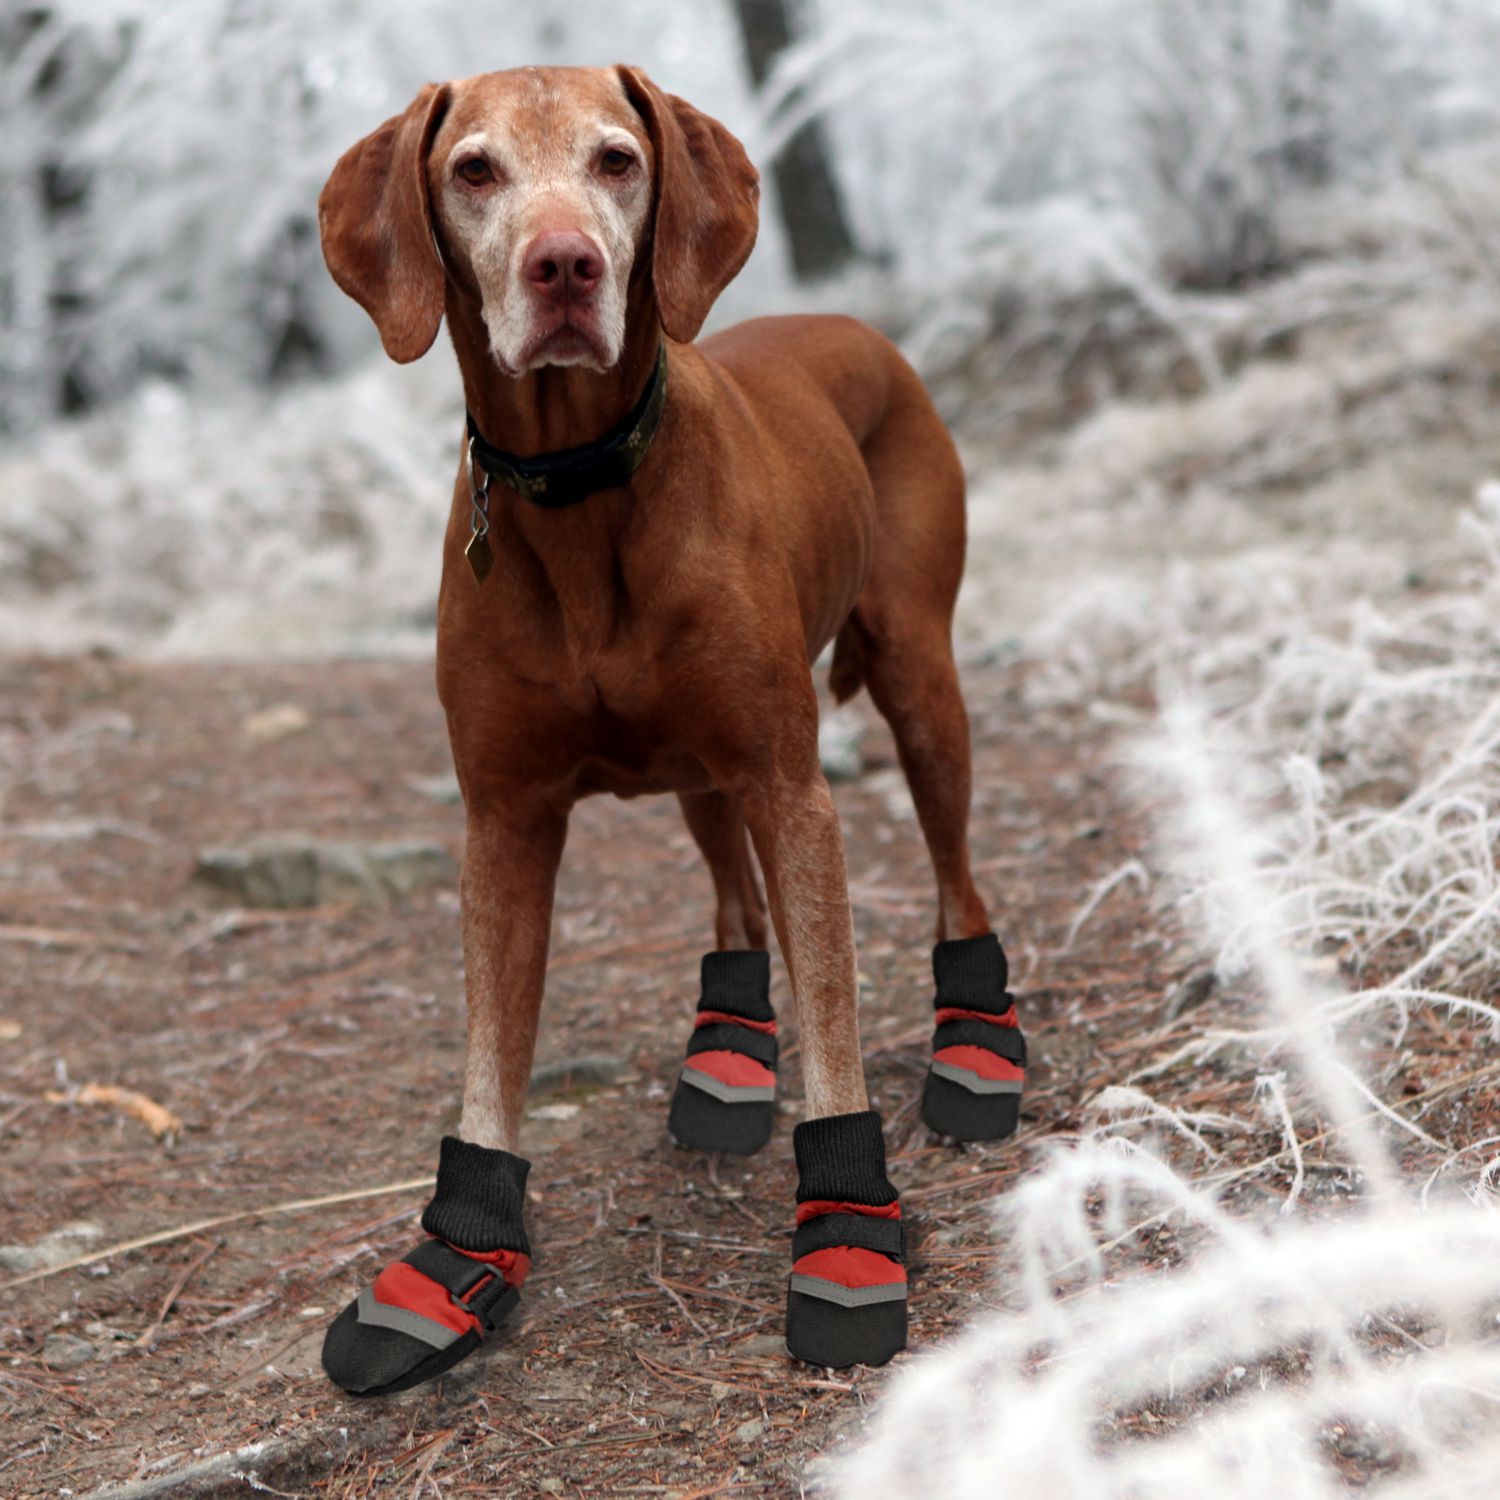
[318,83,451,363]
[616,66,759,345]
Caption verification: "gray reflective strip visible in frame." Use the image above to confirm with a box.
[356,1285,459,1350]
[930,1059,1024,1096]
[679,1063,774,1105]
[789,1273,907,1308]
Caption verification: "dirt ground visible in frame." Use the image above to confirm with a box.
[0,652,1489,1497]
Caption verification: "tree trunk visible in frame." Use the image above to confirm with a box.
[732,0,859,281]
[1282,0,1336,185]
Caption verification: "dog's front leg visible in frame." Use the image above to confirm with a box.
[739,770,865,1120]
[458,796,569,1152]
[737,746,910,1368]
[321,792,565,1397]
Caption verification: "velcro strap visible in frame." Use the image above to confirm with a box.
[933,1018,1028,1065]
[465,1276,520,1330]
[792,1211,904,1263]
[932,993,1016,1021]
[404,1238,498,1297]
[686,1023,778,1067]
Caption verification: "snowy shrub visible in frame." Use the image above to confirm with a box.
[831,630,1500,1498]
[0,0,762,435]
[771,0,1500,366]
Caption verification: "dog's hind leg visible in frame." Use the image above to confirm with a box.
[854,611,990,942]
[668,790,776,1155]
[854,380,1028,1143]
[846,378,990,943]
[677,789,768,950]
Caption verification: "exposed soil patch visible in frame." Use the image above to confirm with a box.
[0,654,1486,1496]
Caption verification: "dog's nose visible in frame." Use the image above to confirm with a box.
[522,231,604,301]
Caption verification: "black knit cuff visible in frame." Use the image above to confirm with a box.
[933,933,1009,1012]
[793,1110,897,1206]
[699,949,773,1023]
[420,1136,531,1255]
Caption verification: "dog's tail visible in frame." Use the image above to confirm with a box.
[828,616,867,705]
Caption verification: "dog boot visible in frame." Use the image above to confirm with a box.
[668,949,777,1155]
[785,1110,907,1368]
[322,1136,530,1396]
[921,933,1027,1141]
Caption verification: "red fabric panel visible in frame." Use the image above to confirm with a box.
[694,1010,777,1035]
[372,1262,479,1337]
[441,1243,532,1290]
[683,1050,775,1088]
[795,1198,902,1225]
[792,1245,907,1289]
[934,1044,1025,1082]
[934,1004,1019,1028]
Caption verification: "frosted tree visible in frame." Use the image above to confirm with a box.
[732,0,860,279]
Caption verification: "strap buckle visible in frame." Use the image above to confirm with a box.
[464,437,495,585]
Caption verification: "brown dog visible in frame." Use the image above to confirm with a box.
[316,65,1024,1391]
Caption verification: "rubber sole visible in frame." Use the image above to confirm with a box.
[920,1069,1021,1142]
[785,1285,907,1368]
[322,1287,520,1396]
[668,1075,774,1155]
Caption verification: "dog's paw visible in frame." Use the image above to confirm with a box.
[921,933,1026,1142]
[784,1110,908,1369]
[322,1237,523,1396]
[324,1136,531,1397]
[667,949,776,1156]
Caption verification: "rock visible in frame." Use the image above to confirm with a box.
[539,1480,565,1495]
[1163,966,1217,1021]
[733,1417,768,1444]
[241,704,310,743]
[528,1102,582,1123]
[818,709,865,782]
[407,772,463,805]
[1329,1423,1400,1466]
[364,841,457,897]
[194,835,457,909]
[736,1332,785,1358]
[528,1054,628,1093]
[42,1332,96,1369]
[83,1320,131,1342]
[0,1221,102,1276]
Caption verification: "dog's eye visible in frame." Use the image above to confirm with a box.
[456,157,494,186]
[600,148,635,178]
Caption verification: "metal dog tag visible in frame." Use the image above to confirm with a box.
[465,529,494,585]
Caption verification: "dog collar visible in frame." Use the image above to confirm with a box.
[462,344,668,584]
[465,343,668,512]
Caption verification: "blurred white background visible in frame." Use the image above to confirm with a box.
[6,10,1500,1492]
[3,0,1498,655]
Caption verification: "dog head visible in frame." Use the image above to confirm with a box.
[318,65,760,372]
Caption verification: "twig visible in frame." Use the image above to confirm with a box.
[648,1274,710,1338]
[636,1350,853,1394]
[0,923,142,953]
[674,1478,753,1500]
[0,1175,435,1292]
[652,1276,777,1315]
[480,1430,665,1462]
[135,1238,218,1350]
[47,1082,184,1142]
